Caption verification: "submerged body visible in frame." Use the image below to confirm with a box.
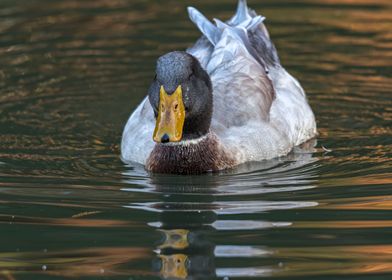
[121,0,317,174]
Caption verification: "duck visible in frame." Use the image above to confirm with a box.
[121,0,317,175]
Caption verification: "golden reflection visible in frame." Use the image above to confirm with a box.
[158,229,190,250]
[148,173,218,279]
[370,126,392,135]
[153,209,217,279]
[294,220,392,228]
[320,174,392,187]
[319,195,392,210]
[0,247,151,277]
[156,230,190,279]
[275,262,392,277]
[315,2,392,34]
[0,271,16,280]
[159,254,188,279]
[0,214,133,228]
[272,244,392,276]
[277,244,392,262]
[358,263,392,273]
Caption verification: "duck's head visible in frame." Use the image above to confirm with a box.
[148,51,213,143]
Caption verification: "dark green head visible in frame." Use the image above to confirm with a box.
[148,51,213,143]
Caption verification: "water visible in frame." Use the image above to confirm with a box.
[0,0,391,279]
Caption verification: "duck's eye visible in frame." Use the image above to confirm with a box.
[161,104,165,112]
[174,103,179,111]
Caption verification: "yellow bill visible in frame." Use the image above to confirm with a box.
[153,85,186,143]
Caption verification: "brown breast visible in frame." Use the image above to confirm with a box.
[146,133,236,175]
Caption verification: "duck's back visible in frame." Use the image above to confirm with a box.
[186,1,317,163]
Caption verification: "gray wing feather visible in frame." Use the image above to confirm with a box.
[243,15,266,31]
[187,7,221,46]
[228,0,252,26]
[187,36,213,69]
[121,98,155,164]
[188,3,279,69]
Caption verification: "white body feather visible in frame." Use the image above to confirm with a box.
[121,1,317,165]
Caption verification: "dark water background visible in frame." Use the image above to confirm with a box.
[0,0,391,279]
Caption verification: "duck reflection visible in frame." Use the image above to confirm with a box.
[143,176,217,279]
[146,176,293,280]
[153,213,216,279]
[123,143,320,279]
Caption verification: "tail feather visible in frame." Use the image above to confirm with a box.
[213,18,229,30]
[229,0,252,26]
[188,3,265,47]
[238,15,265,31]
[187,1,279,68]
[233,27,269,72]
[215,15,265,33]
[188,7,221,46]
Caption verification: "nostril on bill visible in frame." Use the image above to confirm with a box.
[161,134,170,143]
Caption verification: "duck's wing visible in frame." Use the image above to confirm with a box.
[186,7,215,69]
[121,98,155,164]
[228,0,280,66]
[207,27,276,143]
[187,5,275,123]
[186,2,317,162]
[187,35,214,70]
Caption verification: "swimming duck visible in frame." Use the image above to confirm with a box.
[121,0,317,174]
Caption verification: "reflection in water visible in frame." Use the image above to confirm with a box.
[0,247,153,278]
[124,149,319,279]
